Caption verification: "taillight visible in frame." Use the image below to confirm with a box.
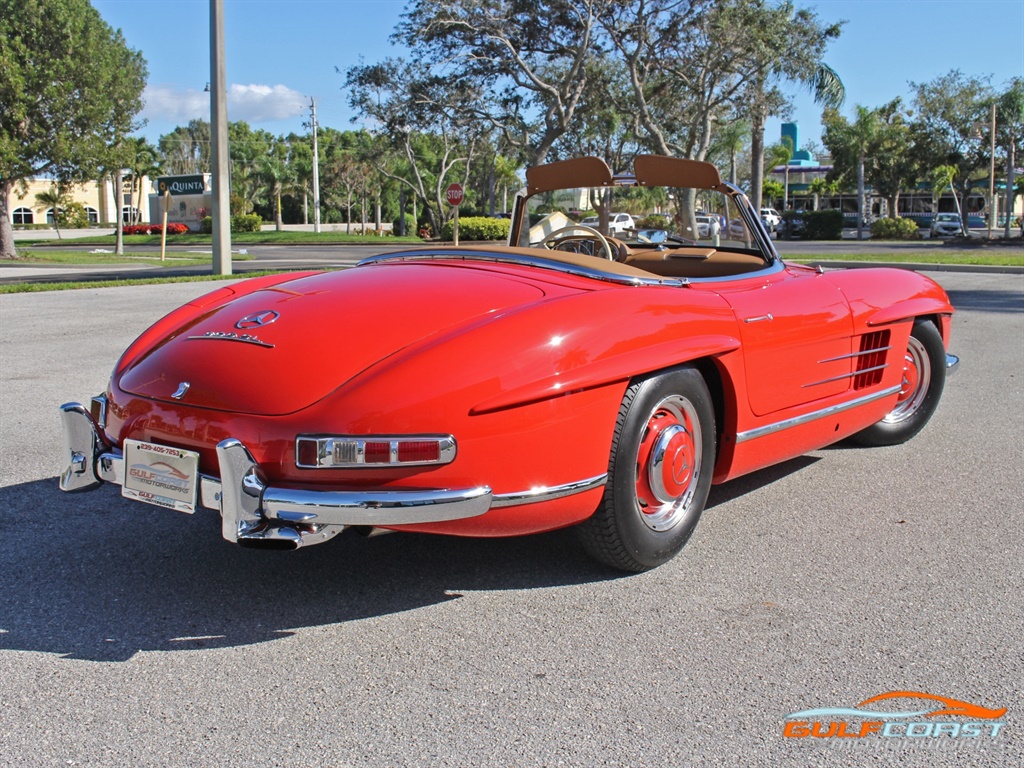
[363,441,391,464]
[397,440,441,463]
[295,435,456,468]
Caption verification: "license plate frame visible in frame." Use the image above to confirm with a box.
[122,439,200,514]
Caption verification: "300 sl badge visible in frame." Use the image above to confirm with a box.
[186,330,274,348]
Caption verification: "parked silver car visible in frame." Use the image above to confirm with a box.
[930,213,963,238]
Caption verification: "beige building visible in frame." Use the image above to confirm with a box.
[8,176,153,226]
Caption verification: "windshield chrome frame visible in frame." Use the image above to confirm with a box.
[507,168,780,267]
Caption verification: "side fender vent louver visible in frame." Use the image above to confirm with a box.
[854,330,891,389]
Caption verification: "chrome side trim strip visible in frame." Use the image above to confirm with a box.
[491,473,608,508]
[946,354,960,374]
[735,385,901,443]
[802,363,889,388]
[819,346,893,363]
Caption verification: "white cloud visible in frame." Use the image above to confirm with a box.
[141,83,308,125]
[228,84,308,122]
[143,84,209,122]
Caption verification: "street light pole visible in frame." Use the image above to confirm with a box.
[209,0,232,275]
[988,102,996,239]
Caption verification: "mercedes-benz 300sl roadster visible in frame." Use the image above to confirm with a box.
[59,155,958,571]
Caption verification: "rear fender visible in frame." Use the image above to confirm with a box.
[471,333,739,414]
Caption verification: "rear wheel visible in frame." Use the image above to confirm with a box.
[849,319,946,447]
[578,367,716,572]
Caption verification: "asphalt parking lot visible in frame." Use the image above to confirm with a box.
[1,271,1021,767]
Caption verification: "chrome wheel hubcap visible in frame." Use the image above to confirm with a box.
[634,395,702,531]
[884,336,930,424]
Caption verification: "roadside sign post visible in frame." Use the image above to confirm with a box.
[446,183,464,245]
[160,189,171,262]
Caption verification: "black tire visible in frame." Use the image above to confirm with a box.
[849,319,946,447]
[578,367,716,572]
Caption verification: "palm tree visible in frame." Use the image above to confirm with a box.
[929,165,960,234]
[125,137,160,224]
[747,51,846,212]
[290,149,313,225]
[849,106,881,239]
[808,177,837,211]
[809,64,847,115]
[766,136,794,210]
[712,119,750,187]
[255,152,294,231]
[35,185,71,239]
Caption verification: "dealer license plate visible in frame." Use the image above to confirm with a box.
[122,439,200,513]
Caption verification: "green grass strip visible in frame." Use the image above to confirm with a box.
[789,251,1023,266]
[15,249,255,267]
[17,231,424,247]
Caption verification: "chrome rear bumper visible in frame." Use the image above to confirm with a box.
[58,402,492,549]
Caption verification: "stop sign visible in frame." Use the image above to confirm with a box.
[446,183,464,207]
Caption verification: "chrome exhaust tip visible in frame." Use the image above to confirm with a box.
[235,521,344,550]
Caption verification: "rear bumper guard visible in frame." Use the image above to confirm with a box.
[58,402,492,549]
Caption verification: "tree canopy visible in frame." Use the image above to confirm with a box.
[386,0,843,178]
[1,0,148,258]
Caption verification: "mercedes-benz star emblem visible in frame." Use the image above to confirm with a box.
[235,310,280,330]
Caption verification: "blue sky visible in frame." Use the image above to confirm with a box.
[93,0,1024,159]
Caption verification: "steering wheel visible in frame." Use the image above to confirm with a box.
[541,224,616,261]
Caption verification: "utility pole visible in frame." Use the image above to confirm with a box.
[209,0,232,274]
[309,98,322,234]
[1005,137,1016,240]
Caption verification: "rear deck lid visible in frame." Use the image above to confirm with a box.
[118,263,546,415]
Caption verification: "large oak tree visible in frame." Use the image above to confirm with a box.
[1,0,147,258]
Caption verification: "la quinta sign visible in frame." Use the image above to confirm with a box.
[157,175,207,196]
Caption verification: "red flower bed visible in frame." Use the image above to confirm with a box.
[122,223,191,235]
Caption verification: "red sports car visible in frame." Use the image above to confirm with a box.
[60,155,958,571]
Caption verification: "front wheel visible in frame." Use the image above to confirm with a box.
[849,319,947,447]
[578,367,716,572]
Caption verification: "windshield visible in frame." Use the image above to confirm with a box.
[516,184,763,256]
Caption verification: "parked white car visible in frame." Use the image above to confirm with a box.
[695,214,721,238]
[760,207,782,231]
[581,212,636,235]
